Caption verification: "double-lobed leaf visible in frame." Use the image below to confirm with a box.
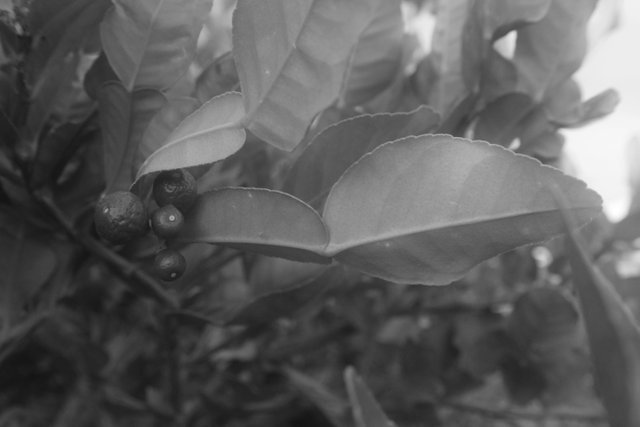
[232,0,403,151]
[101,0,212,91]
[176,187,330,263]
[556,194,640,427]
[322,134,602,285]
[135,92,246,181]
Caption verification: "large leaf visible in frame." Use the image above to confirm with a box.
[514,0,597,99]
[340,0,403,107]
[344,367,397,427]
[100,0,212,91]
[135,92,246,180]
[233,0,397,151]
[322,134,602,285]
[98,82,166,193]
[557,194,640,427]
[176,188,330,263]
[283,106,440,209]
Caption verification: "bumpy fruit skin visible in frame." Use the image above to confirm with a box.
[153,249,186,281]
[152,169,197,213]
[151,205,184,239]
[94,191,148,244]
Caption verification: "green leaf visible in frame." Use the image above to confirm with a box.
[427,0,472,117]
[283,106,440,209]
[227,267,334,326]
[322,134,602,285]
[474,93,535,146]
[344,367,397,427]
[514,0,597,99]
[136,97,200,169]
[0,223,56,333]
[135,92,246,181]
[100,0,212,91]
[232,0,396,151]
[98,82,166,192]
[463,0,551,98]
[556,193,640,427]
[176,187,330,263]
[195,52,239,103]
[285,367,351,427]
[340,0,403,107]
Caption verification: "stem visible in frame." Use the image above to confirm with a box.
[37,192,179,309]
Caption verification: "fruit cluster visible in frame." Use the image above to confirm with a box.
[93,169,197,282]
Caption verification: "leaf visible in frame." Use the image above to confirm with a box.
[285,367,351,427]
[463,0,551,98]
[556,192,640,427]
[344,367,397,427]
[232,0,397,151]
[98,82,166,193]
[195,52,239,103]
[135,92,245,181]
[226,267,334,326]
[322,134,602,285]
[340,0,403,107]
[136,97,200,169]
[283,106,440,209]
[0,224,56,333]
[514,0,598,99]
[100,0,212,91]
[427,0,472,117]
[474,93,535,146]
[176,187,330,263]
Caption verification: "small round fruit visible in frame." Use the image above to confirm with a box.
[152,169,197,212]
[94,191,148,244]
[153,249,186,281]
[150,205,184,239]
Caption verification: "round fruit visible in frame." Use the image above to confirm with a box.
[150,204,184,239]
[153,249,186,281]
[94,191,148,244]
[152,169,197,212]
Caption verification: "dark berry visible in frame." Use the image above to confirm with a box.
[151,205,184,239]
[152,169,197,213]
[153,249,186,281]
[94,191,147,244]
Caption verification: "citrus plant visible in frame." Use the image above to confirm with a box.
[0,0,636,426]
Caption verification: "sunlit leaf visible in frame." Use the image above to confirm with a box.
[514,0,597,99]
[344,367,397,427]
[176,188,330,263]
[340,0,403,107]
[135,92,245,180]
[136,97,200,169]
[101,0,212,91]
[556,192,640,427]
[323,134,602,285]
[283,106,440,209]
[233,0,398,150]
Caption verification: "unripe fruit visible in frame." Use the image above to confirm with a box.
[94,191,147,244]
[150,205,184,239]
[152,169,197,213]
[153,249,186,281]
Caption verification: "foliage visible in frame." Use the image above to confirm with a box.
[0,0,635,426]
